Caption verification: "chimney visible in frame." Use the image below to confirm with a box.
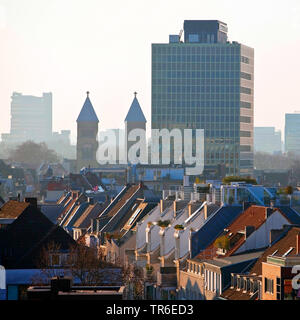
[297,234,300,255]
[243,202,252,212]
[72,191,79,200]
[50,276,72,294]
[265,208,273,219]
[24,197,37,208]
[173,201,177,217]
[88,197,94,205]
[188,203,192,217]
[204,203,208,220]
[245,226,255,239]
[269,226,290,245]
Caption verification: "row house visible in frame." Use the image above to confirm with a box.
[221,226,300,300]
[177,205,300,300]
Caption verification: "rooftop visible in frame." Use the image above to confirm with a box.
[0,200,29,219]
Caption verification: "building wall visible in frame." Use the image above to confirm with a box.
[4,92,52,144]
[178,270,205,300]
[239,44,254,176]
[261,262,281,300]
[76,122,99,172]
[106,234,136,266]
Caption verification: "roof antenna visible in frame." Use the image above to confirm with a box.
[134,91,137,98]
[86,91,90,97]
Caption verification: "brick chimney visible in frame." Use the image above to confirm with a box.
[72,191,79,200]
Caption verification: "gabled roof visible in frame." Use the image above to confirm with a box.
[196,206,284,260]
[0,204,76,268]
[125,95,146,123]
[77,92,99,123]
[191,206,243,258]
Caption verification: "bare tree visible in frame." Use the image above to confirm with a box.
[122,264,145,300]
[32,242,67,285]
[67,244,109,285]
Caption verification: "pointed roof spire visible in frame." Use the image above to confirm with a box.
[125,92,147,123]
[77,91,99,123]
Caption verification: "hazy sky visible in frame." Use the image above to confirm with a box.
[0,0,300,144]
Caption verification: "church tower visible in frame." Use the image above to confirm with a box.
[125,92,147,164]
[76,92,99,172]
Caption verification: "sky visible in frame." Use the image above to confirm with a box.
[0,0,299,144]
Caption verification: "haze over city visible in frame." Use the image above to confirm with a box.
[0,0,300,143]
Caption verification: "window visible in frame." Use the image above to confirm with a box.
[276,277,282,300]
[240,131,251,137]
[50,254,61,266]
[240,116,251,124]
[264,278,274,294]
[241,56,250,64]
[231,274,237,288]
[241,72,252,80]
[240,145,251,152]
[240,101,251,109]
[241,87,252,95]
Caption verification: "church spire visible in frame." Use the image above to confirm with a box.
[77,91,99,123]
[125,92,146,123]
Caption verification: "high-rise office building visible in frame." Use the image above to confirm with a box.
[285,113,300,154]
[152,20,254,177]
[1,92,52,144]
[254,127,282,154]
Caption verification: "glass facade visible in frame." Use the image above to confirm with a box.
[285,113,300,154]
[151,21,254,177]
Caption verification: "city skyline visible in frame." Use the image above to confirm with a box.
[0,0,300,144]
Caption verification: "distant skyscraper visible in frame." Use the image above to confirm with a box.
[125,93,146,163]
[285,113,300,154]
[76,92,99,172]
[254,127,282,154]
[152,20,254,177]
[1,92,52,144]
